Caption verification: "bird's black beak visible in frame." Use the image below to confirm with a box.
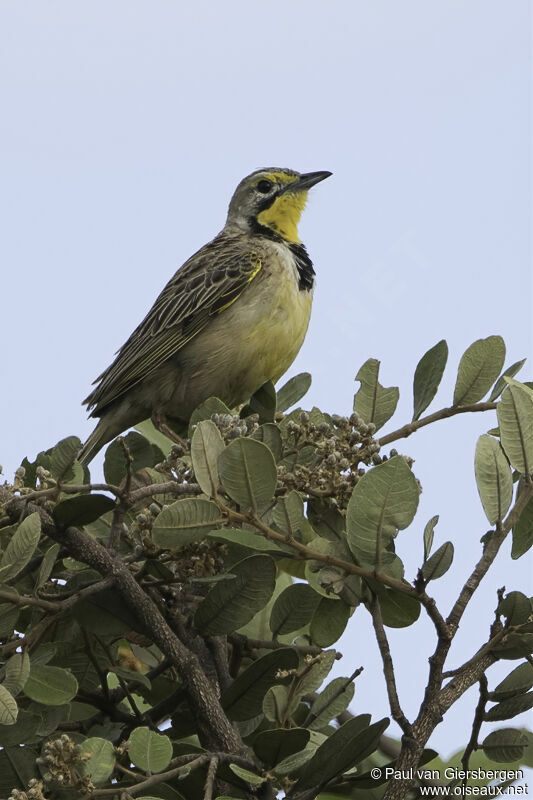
[281,170,333,193]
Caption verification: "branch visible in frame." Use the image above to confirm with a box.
[228,632,340,659]
[220,503,449,639]
[377,402,497,448]
[460,675,488,782]
[369,595,413,736]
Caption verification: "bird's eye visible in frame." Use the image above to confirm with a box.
[256,179,273,194]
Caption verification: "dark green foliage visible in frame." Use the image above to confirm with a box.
[1,337,532,799]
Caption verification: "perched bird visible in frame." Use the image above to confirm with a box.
[79,167,332,464]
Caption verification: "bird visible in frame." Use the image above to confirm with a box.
[79,167,332,465]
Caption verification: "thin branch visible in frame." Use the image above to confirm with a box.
[228,632,340,659]
[0,587,61,612]
[461,675,489,783]
[203,755,219,800]
[93,754,208,797]
[377,402,497,448]
[128,480,202,504]
[370,595,413,736]
[219,502,449,639]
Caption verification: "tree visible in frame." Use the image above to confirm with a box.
[0,335,532,800]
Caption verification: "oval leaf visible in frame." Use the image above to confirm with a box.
[104,431,163,485]
[222,647,299,720]
[194,555,276,634]
[453,336,505,406]
[512,495,533,559]
[307,676,355,730]
[474,435,513,525]
[243,381,277,423]
[54,494,116,528]
[253,727,310,768]
[346,457,420,569]
[412,340,448,420]
[485,692,533,721]
[191,420,225,497]
[493,663,533,701]
[482,728,529,763]
[78,737,116,784]
[50,436,83,482]
[421,542,454,583]
[423,515,439,560]
[218,437,277,511]
[3,652,30,697]
[295,715,389,792]
[23,664,78,706]
[128,726,172,773]
[310,597,351,647]
[0,685,18,725]
[277,372,312,413]
[0,512,41,582]
[270,583,321,636]
[379,589,421,628]
[152,498,223,548]
[497,383,533,475]
[490,359,527,402]
[353,359,399,431]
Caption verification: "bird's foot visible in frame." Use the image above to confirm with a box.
[151,411,187,449]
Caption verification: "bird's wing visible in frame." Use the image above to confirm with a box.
[84,237,262,414]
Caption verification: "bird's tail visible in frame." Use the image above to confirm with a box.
[78,417,120,466]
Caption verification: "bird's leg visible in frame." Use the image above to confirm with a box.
[151,410,187,448]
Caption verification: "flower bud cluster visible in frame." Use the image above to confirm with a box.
[209,412,260,442]
[155,444,191,480]
[8,780,46,800]
[35,735,92,791]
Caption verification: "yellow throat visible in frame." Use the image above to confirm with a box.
[256,191,308,243]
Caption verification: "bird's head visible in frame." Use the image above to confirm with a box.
[226,167,332,243]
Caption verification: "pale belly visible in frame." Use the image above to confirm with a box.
[161,245,313,417]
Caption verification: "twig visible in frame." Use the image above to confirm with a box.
[228,632,340,659]
[128,480,202,504]
[93,753,208,796]
[203,755,219,800]
[0,587,61,612]
[377,402,497,447]
[460,675,488,783]
[370,595,413,736]
[302,666,363,728]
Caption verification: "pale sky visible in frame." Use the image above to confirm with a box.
[1,0,532,763]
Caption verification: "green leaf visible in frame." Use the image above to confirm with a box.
[310,597,351,647]
[486,692,533,720]
[489,359,528,402]
[78,737,116,784]
[252,423,283,461]
[497,383,533,475]
[294,715,389,792]
[53,494,116,528]
[0,710,41,746]
[423,515,439,560]
[353,359,399,431]
[346,457,420,569]
[222,647,299,720]
[50,436,83,482]
[208,528,288,555]
[512,495,533,559]
[270,583,321,636]
[272,491,305,537]
[151,498,223,548]
[0,686,18,725]
[482,728,529,763]
[492,662,533,700]
[104,431,163,485]
[0,604,19,638]
[296,650,337,696]
[253,728,310,768]
[0,512,41,582]
[135,418,175,455]
[23,664,78,705]
[218,437,277,512]
[277,372,312,413]
[421,542,454,582]
[189,396,232,435]
[307,676,355,729]
[228,763,265,786]
[36,543,61,589]
[191,420,225,497]
[474,435,513,525]
[378,589,421,628]
[498,591,532,626]
[453,336,506,406]
[243,381,277,423]
[3,652,30,696]
[128,727,173,773]
[412,340,448,420]
[194,555,276,634]
[493,633,533,660]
